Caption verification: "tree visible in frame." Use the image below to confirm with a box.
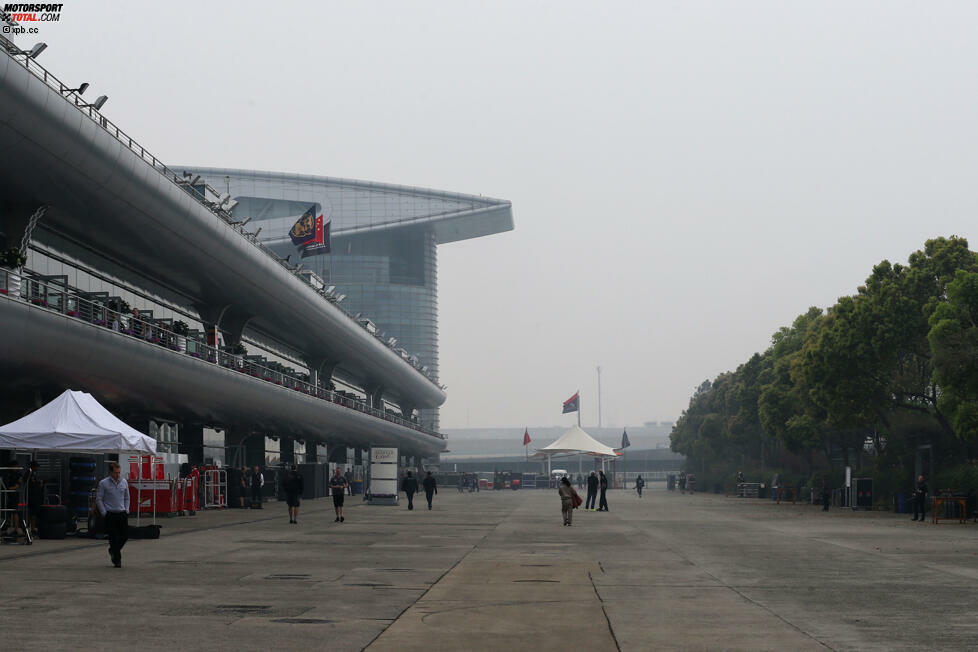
[797,237,977,440]
[928,270,978,439]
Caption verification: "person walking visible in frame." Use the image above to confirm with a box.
[912,475,928,522]
[403,471,418,510]
[250,465,264,508]
[96,462,129,568]
[585,471,599,511]
[422,471,438,510]
[457,475,464,494]
[238,467,248,508]
[635,474,645,498]
[558,477,577,526]
[597,470,609,512]
[679,470,687,494]
[345,469,354,496]
[330,468,348,522]
[284,464,304,524]
[821,478,831,512]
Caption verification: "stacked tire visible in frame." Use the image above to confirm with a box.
[69,457,96,524]
[38,503,67,539]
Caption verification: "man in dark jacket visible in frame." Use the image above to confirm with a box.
[284,465,304,524]
[250,465,264,508]
[585,471,599,511]
[403,471,419,510]
[912,475,928,522]
[821,479,831,511]
[422,471,437,510]
[329,468,348,522]
[597,470,609,511]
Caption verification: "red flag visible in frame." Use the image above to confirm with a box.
[523,428,531,446]
[562,392,579,414]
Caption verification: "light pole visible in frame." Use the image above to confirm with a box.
[597,366,602,429]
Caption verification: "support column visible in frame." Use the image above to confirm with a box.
[400,402,416,420]
[365,385,385,410]
[306,357,337,389]
[226,427,264,469]
[195,304,230,348]
[180,424,205,467]
[280,436,295,466]
[0,202,44,251]
[328,444,348,464]
[220,306,253,349]
[195,304,253,349]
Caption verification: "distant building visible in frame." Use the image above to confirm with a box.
[440,424,682,472]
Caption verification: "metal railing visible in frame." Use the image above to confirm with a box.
[0,35,440,389]
[0,271,444,440]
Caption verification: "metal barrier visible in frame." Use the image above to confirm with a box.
[203,469,227,509]
[0,468,32,544]
[776,487,797,504]
[736,483,760,498]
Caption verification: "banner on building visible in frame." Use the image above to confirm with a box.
[289,205,330,257]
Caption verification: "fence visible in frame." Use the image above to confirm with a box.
[0,273,444,440]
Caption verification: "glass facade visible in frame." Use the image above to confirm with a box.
[291,227,441,429]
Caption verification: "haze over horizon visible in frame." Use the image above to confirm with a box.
[30,1,978,429]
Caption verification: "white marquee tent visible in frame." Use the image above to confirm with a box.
[0,390,156,453]
[532,425,620,476]
[535,425,620,457]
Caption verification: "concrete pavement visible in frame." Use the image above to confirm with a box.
[1,486,976,650]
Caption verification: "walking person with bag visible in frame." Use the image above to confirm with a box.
[558,477,582,526]
[635,474,645,498]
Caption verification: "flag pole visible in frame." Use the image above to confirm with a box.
[622,429,628,489]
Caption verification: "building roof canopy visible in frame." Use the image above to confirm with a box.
[185,167,514,245]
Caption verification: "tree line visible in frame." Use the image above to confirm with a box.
[670,236,978,501]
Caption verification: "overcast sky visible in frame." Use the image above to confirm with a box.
[33,1,978,430]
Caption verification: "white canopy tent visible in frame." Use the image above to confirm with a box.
[0,390,156,453]
[532,425,621,477]
[0,390,158,526]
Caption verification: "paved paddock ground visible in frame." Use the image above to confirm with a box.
[1,486,976,651]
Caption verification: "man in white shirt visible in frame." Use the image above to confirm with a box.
[96,461,130,568]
